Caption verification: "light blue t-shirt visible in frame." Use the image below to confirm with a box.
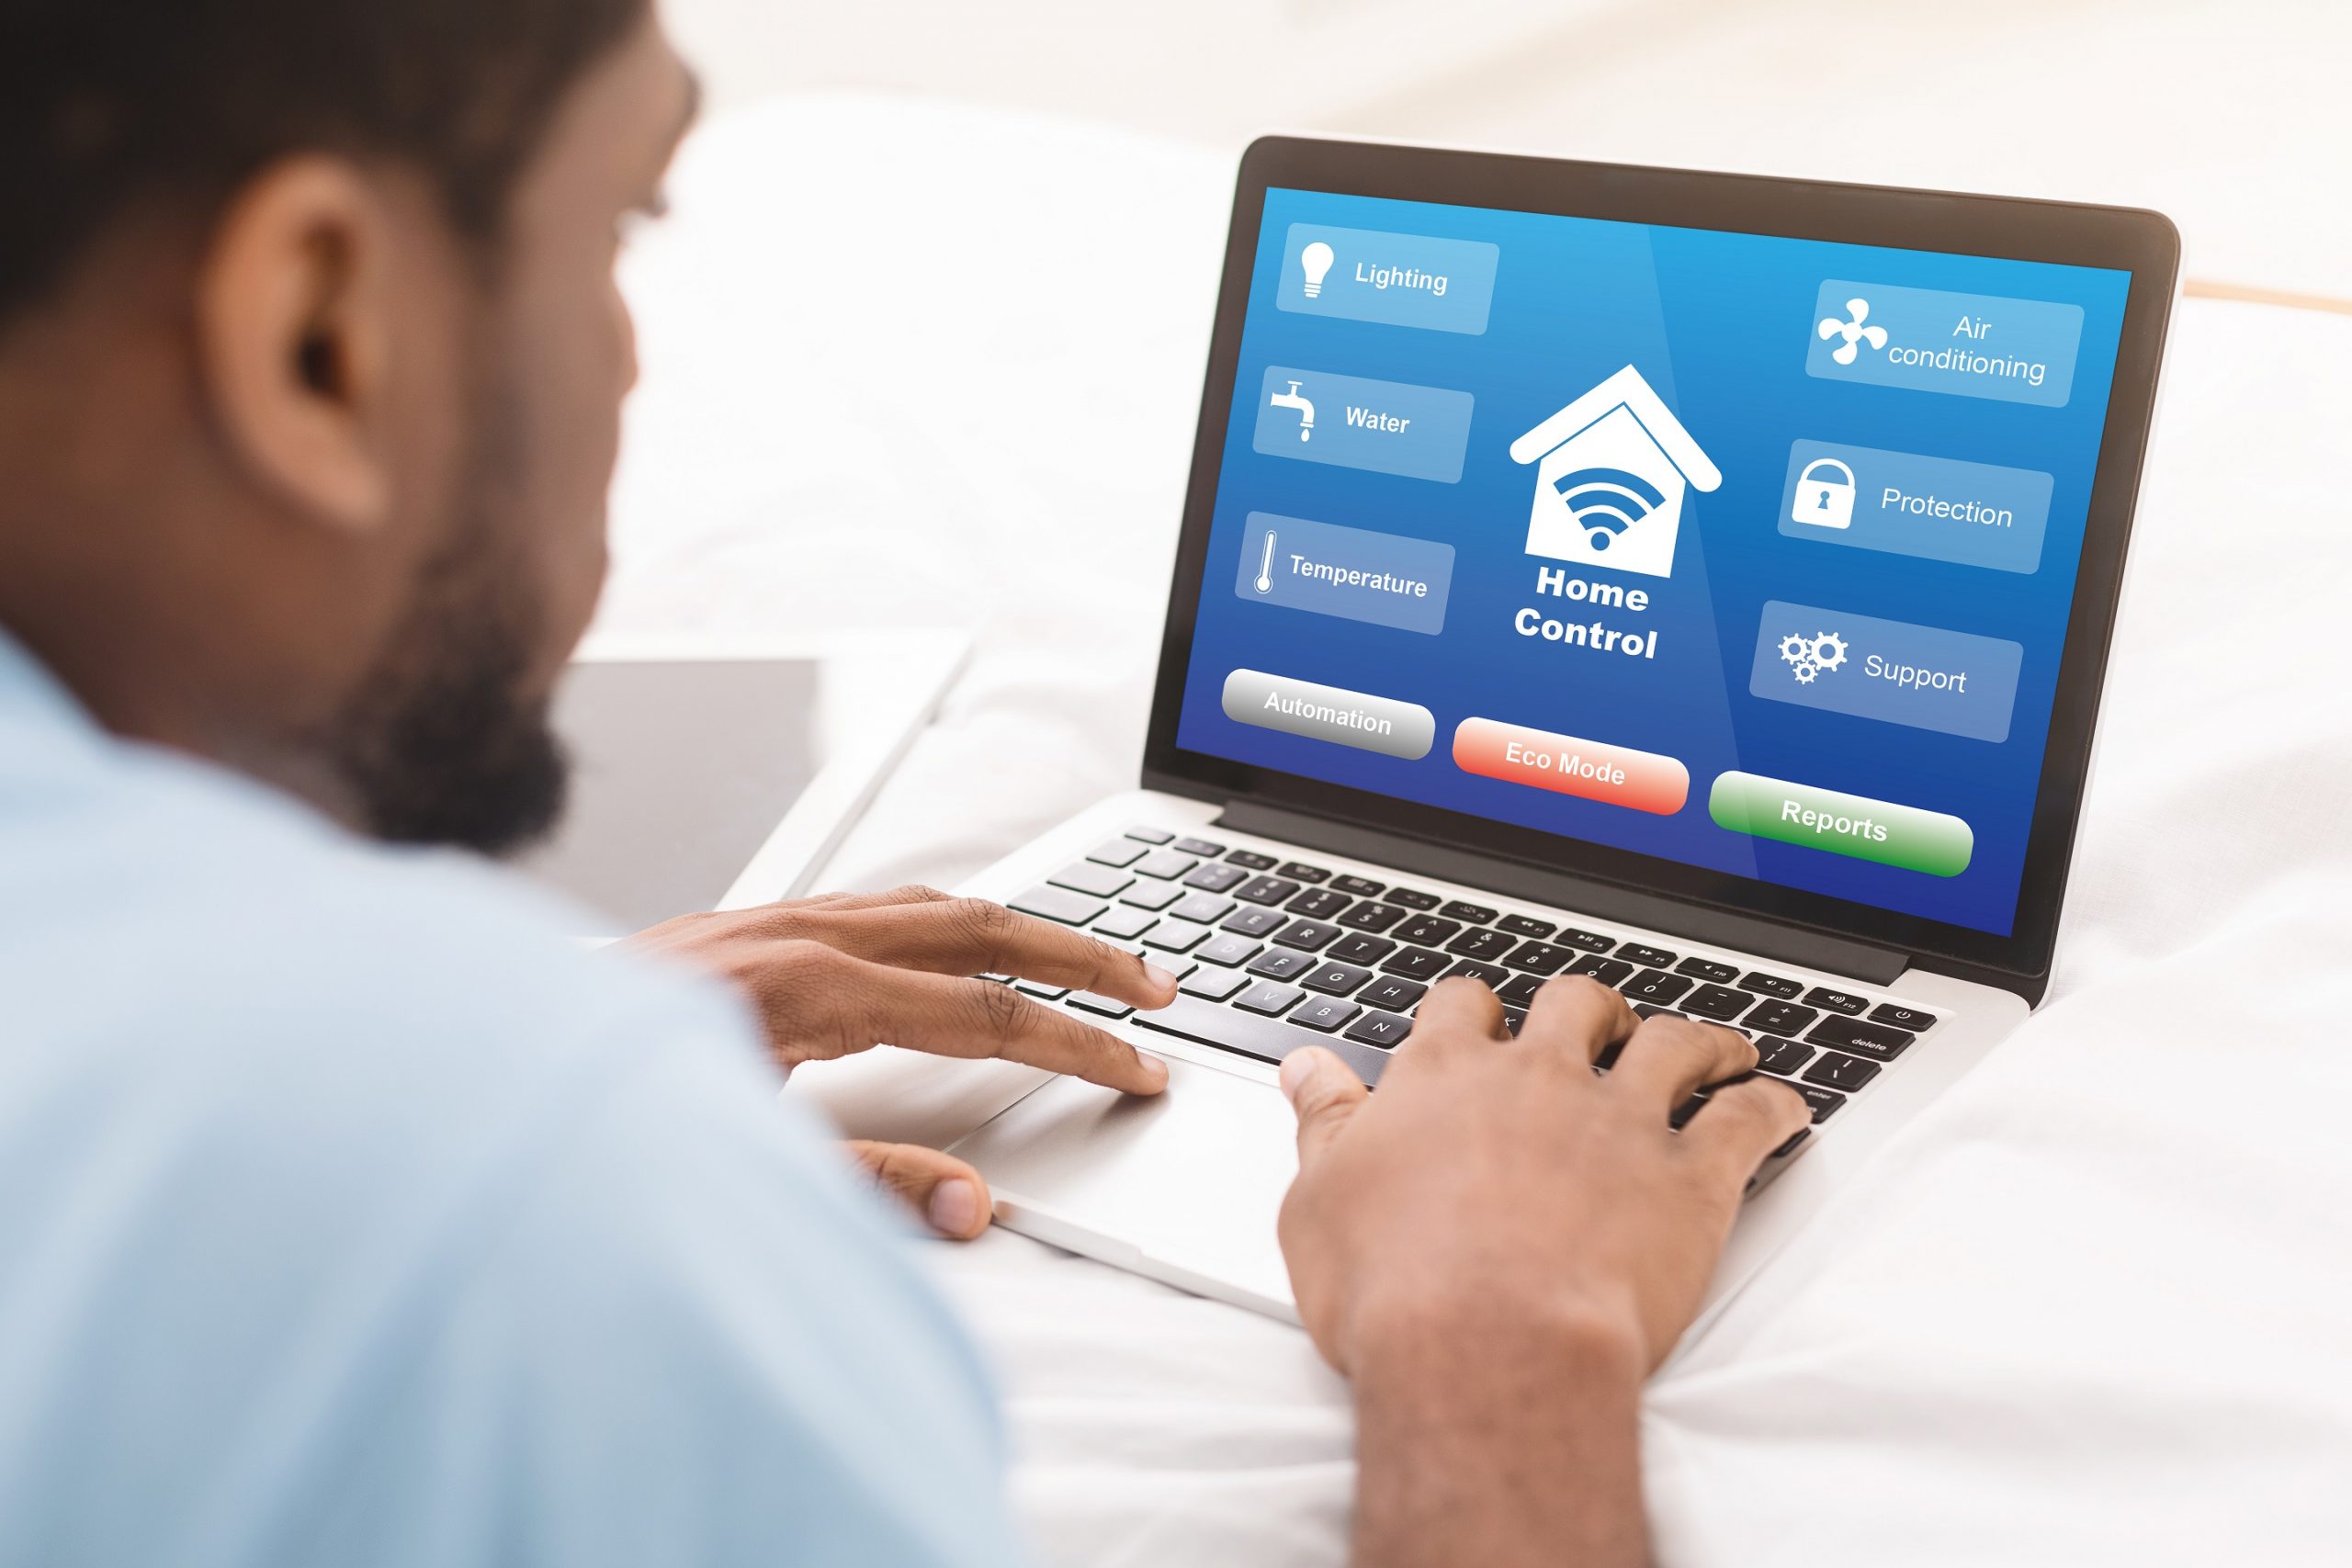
[0,630,1028,1567]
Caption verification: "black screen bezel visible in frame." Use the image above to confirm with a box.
[1140,136,2177,991]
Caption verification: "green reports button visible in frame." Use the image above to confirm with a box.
[1709,772,1973,877]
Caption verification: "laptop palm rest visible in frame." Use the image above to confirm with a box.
[950,1054,1304,1321]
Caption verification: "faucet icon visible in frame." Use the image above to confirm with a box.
[1269,379,1315,442]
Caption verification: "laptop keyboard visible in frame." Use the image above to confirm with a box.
[1003,823,1946,1167]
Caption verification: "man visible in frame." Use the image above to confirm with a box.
[0,2,1808,1563]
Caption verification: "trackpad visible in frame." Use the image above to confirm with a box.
[948,1055,1302,1317]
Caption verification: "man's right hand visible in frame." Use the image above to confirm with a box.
[1274,975,1810,1568]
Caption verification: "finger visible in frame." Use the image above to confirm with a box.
[846,960,1171,1094]
[1679,1077,1813,1190]
[780,884,955,913]
[1280,1046,1368,1168]
[1403,974,1510,1054]
[1517,975,1637,1066]
[1605,1014,1758,1113]
[810,897,1181,1009]
[845,1139,993,1239]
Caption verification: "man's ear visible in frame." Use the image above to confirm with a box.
[194,157,407,533]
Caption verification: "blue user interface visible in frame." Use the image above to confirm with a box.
[1173,186,2133,937]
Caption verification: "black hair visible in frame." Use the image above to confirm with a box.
[0,0,647,324]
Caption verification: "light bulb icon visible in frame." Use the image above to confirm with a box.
[1299,241,1335,299]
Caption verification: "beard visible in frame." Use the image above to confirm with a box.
[314,392,571,857]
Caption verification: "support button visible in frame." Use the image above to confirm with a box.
[1709,772,1973,876]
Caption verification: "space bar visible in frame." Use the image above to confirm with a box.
[1129,996,1390,1088]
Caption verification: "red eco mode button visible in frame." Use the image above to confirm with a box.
[1452,717,1690,816]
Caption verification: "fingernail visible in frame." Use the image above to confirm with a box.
[1279,1050,1315,1097]
[1143,962,1180,995]
[1138,1051,1170,1089]
[928,1179,980,1236]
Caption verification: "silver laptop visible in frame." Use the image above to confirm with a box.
[798,138,2177,1336]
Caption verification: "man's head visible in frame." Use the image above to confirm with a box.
[0,0,696,852]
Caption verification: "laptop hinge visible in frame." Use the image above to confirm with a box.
[1215,800,1910,987]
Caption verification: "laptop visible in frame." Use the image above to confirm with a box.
[796,137,2177,1333]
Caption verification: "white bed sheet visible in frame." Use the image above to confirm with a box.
[608,96,2352,1567]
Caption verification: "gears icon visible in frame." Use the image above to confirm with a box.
[1778,630,1849,682]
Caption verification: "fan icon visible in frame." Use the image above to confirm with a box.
[1779,630,1849,684]
[1816,298,1889,366]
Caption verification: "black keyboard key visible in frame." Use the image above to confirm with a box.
[1130,849,1200,880]
[1277,861,1331,884]
[1195,933,1263,967]
[1379,947,1453,981]
[1674,956,1739,984]
[1501,941,1574,976]
[1170,892,1236,925]
[1065,991,1135,1019]
[1182,863,1248,894]
[1010,885,1105,925]
[1284,887,1351,920]
[1680,985,1754,1022]
[1622,969,1692,1005]
[1446,960,1510,988]
[1178,967,1249,1001]
[1568,954,1634,987]
[1233,980,1305,1016]
[1668,1093,1708,1130]
[1048,862,1133,898]
[1330,874,1385,897]
[1172,836,1225,857]
[1272,919,1342,952]
[1091,907,1159,942]
[1745,1001,1819,1037]
[1119,880,1183,911]
[1501,1007,1527,1036]
[1220,907,1286,937]
[1246,949,1315,981]
[1301,960,1373,996]
[1754,1037,1815,1077]
[1803,1050,1881,1091]
[1326,934,1396,966]
[1739,971,1804,999]
[1439,899,1498,925]
[1794,1084,1847,1122]
[1338,901,1407,933]
[1496,913,1558,940]
[1870,1002,1939,1032]
[1225,850,1279,871]
[1385,887,1442,910]
[1014,979,1069,999]
[1131,995,1390,1085]
[1125,825,1175,844]
[1558,928,1615,953]
[1498,973,1544,1007]
[1444,928,1518,963]
[978,973,1012,985]
[1808,1016,1915,1060]
[1343,1010,1412,1049]
[1394,915,1463,947]
[1803,986,1870,1015]
[1768,1128,1812,1160]
[1087,838,1148,868]
[1288,996,1361,1032]
[1360,976,1427,1012]
[1236,874,1304,907]
[1618,943,1678,969]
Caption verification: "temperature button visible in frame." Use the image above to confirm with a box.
[1233,512,1454,637]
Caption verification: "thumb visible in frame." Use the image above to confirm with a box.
[844,1139,992,1240]
[1280,1047,1368,1168]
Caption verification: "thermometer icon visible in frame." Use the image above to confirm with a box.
[1255,531,1277,594]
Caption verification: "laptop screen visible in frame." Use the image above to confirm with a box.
[1170,186,2134,940]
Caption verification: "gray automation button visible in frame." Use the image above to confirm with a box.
[1221,669,1435,761]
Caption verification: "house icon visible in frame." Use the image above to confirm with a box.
[1509,365,1722,581]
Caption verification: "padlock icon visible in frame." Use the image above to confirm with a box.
[1792,458,1856,529]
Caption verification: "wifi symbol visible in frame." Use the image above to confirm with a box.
[1551,468,1666,551]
